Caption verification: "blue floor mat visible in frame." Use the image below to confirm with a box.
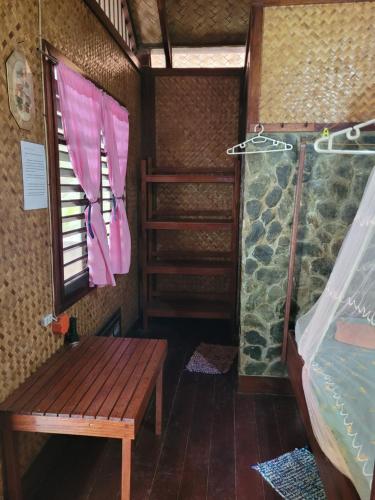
[252,448,326,499]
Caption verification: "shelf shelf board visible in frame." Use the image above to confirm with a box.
[151,250,232,261]
[146,260,233,275]
[145,172,235,183]
[153,209,232,219]
[146,299,232,320]
[144,218,233,230]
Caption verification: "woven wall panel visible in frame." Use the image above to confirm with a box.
[154,74,239,272]
[127,0,162,46]
[166,0,249,46]
[156,184,233,214]
[260,2,375,123]
[0,0,59,489]
[156,274,230,293]
[155,75,240,169]
[156,230,232,256]
[0,0,140,491]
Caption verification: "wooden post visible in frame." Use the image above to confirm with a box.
[141,159,149,331]
[247,6,264,128]
[1,415,23,500]
[157,0,172,68]
[282,143,307,362]
[121,439,132,500]
[155,367,163,436]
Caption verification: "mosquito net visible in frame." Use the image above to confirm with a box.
[296,167,375,500]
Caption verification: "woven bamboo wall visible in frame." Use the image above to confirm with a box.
[0,0,141,493]
[156,230,232,257]
[127,0,162,46]
[155,75,239,170]
[166,0,249,46]
[156,183,233,214]
[154,74,239,295]
[127,0,249,47]
[260,2,375,123]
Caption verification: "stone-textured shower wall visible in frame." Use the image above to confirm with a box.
[239,133,375,376]
[240,0,375,377]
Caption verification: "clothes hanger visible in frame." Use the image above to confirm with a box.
[226,124,293,155]
[314,119,375,155]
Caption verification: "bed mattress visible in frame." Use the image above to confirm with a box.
[306,333,375,500]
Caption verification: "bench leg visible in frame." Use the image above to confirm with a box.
[155,367,163,436]
[1,418,22,500]
[121,439,132,500]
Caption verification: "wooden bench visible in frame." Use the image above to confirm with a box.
[0,336,167,500]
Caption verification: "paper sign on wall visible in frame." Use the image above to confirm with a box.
[20,141,48,210]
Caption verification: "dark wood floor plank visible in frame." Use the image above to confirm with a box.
[30,436,106,500]
[87,439,121,500]
[148,371,198,500]
[131,341,188,500]
[255,395,283,500]
[273,396,308,452]
[235,394,265,500]
[178,374,216,500]
[206,371,236,500]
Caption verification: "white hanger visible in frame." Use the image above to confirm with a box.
[226,124,293,155]
[314,119,375,155]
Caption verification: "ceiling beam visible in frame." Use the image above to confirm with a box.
[250,0,371,5]
[157,0,172,68]
[247,6,264,127]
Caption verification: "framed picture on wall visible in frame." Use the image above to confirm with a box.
[6,49,35,130]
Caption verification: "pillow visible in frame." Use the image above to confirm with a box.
[335,320,375,349]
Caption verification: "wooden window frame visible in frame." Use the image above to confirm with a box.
[43,42,110,313]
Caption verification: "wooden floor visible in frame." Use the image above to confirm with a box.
[23,319,308,500]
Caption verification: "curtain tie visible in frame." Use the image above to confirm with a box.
[111,194,125,221]
[85,199,99,239]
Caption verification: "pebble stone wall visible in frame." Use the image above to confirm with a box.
[239,132,375,377]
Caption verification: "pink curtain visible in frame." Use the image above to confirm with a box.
[57,63,115,287]
[102,93,131,274]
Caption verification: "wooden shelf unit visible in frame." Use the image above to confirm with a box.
[140,158,241,330]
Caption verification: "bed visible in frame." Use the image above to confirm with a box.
[281,141,375,500]
[287,330,375,500]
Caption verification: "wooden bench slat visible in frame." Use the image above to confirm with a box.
[0,337,92,412]
[32,338,115,416]
[57,338,120,418]
[95,340,152,421]
[84,339,138,419]
[44,337,122,417]
[126,341,167,427]
[109,340,158,422]
[15,338,98,414]
[0,337,168,500]
[69,338,135,418]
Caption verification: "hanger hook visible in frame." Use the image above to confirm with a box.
[254,123,264,135]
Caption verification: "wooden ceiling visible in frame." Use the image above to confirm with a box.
[127,0,250,48]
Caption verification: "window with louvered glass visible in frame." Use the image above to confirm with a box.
[49,66,111,308]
